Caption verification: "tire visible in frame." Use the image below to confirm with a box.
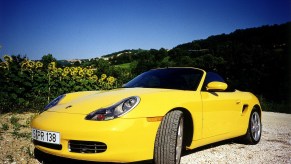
[154,110,184,164]
[243,109,262,144]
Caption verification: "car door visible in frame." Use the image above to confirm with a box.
[201,72,242,138]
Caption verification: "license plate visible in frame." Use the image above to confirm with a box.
[32,129,60,144]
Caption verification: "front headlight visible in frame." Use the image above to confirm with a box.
[44,94,66,110]
[85,96,140,121]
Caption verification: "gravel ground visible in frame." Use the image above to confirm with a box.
[0,111,290,164]
[181,112,291,164]
[0,113,38,164]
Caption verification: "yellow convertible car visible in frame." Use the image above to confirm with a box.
[31,67,262,164]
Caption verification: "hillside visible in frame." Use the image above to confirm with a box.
[169,22,290,101]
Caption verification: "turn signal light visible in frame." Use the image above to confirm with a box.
[147,116,163,122]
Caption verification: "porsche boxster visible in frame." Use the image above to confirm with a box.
[31,67,262,164]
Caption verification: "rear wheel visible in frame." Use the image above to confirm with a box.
[154,110,184,164]
[243,109,262,144]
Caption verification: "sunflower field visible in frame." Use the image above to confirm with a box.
[0,55,117,113]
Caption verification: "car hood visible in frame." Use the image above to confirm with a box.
[47,88,194,116]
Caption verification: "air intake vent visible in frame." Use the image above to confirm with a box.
[69,140,107,153]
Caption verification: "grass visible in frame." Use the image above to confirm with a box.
[114,63,131,69]
[10,115,21,131]
[1,123,9,131]
[10,115,20,125]
[12,130,31,139]
[8,115,32,139]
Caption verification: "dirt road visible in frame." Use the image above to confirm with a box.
[0,112,290,163]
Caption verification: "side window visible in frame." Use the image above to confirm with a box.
[202,72,226,91]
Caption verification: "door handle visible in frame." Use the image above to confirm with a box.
[236,100,241,104]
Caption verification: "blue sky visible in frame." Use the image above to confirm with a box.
[0,0,290,60]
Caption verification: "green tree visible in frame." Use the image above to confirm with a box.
[41,54,57,68]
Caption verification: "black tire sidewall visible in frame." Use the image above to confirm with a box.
[154,110,184,164]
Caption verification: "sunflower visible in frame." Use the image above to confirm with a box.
[70,70,76,76]
[70,67,78,73]
[64,67,70,74]
[21,61,29,69]
[48,62,56,70]
[90,75,98,81]
[3,55,13,62]
[62,72,68,77]
[35,61,43,68]
[86,69,94,77]
[107,76,116,84]
[28,61,35,68]
[78,70,85,77]
[50,68,58,75]
[0,62,9,69]
[101,74,107,80]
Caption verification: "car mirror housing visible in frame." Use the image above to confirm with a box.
[206,81,228,91]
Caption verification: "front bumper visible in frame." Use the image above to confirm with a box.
[31,111,160,162]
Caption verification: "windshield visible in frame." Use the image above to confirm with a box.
[124,68,203,91]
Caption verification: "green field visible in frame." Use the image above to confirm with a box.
[114,63,131,69]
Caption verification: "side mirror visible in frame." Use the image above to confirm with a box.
[206,81,228,91]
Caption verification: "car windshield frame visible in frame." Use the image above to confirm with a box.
[123,68,203,91]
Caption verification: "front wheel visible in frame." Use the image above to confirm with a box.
[154,110,184,164]
[243,109,262,144]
